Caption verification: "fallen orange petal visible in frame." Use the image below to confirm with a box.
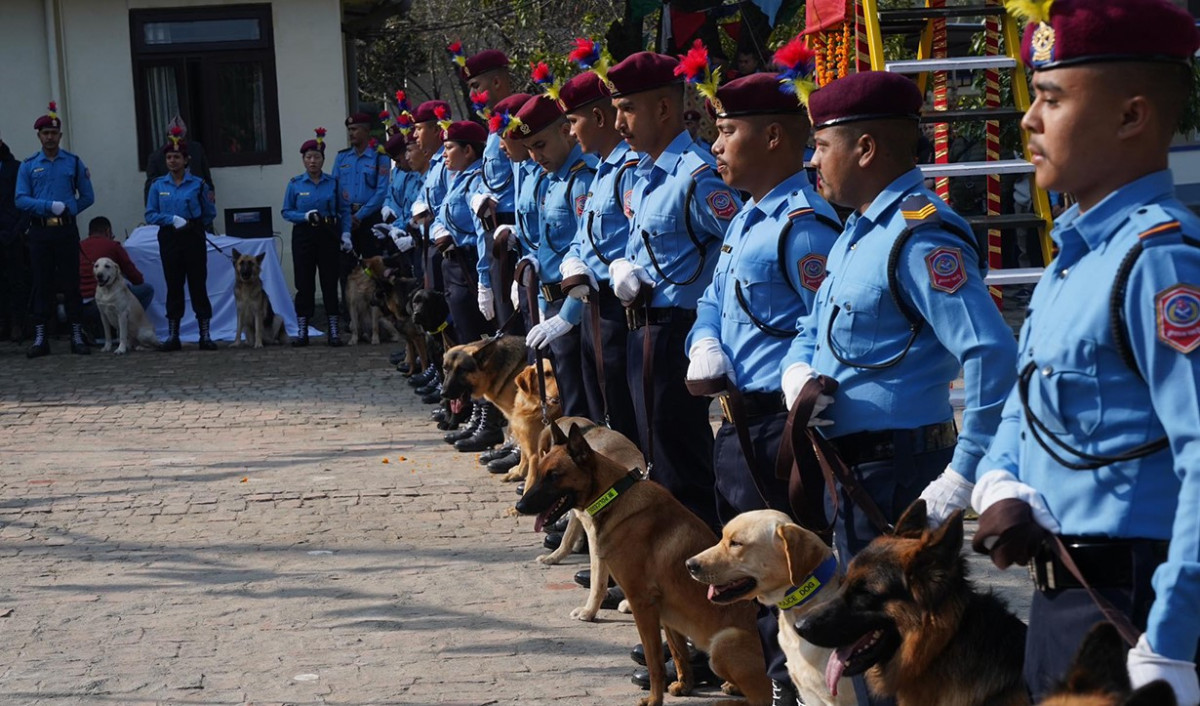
[382,458,389,464]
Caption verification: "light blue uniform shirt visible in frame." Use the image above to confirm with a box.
[537,144,597,324]
[689,173,841,393]
[481,132,515,215]
[433,159,485,249]
[624,131,740,308]
[281,172,345,229]
[15,149,95,217]
[980,170,1200,661]
[514,160,547,256]
[145,172,216,226]
[421,148,450,215]
[784,168,1017,482]
[567,141,640,283]
[332,146,389,224]
[384,167,422,220]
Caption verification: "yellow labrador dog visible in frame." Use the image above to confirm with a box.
[687,510,854,706]
[93,257,159,355]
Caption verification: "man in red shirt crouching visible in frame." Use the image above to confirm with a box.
[79,216,154,342]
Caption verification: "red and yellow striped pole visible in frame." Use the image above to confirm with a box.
[985,7,1003,305]
[855,0,870,72]
[931,0,950,202]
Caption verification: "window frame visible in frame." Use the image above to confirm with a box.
[130,4,282,170]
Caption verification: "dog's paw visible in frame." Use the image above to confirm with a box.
[114,346,128,356]
[347,337,359,346]
[502,506,519,518]
[667,680,693,697]
[617,599,631,613]
[569,606,598,622]
[253,342,264,349]
[231,340,245,348]
[101,344,113,352]
[718,681,740,696]
[501,469,523,482]
[535,552,559,565]
[638,695,664,706]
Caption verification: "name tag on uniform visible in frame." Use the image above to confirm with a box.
[299,192,311,196]
[33,167,45,173]
[159,191,170,196]
[721,244,732,253]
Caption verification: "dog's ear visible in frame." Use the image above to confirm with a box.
[550,421,569,446]
[255,252,265,264]
[232,248,243,260]
[514,367,533,395]
[1125,682,1177,706]
[565,424,594,466]
[893,499,928,539]
[907,509,964,610]
[777,523,828,588]
[1052,623,1132,698]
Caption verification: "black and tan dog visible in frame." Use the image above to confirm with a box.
[516,423,772,706]
[796,500,1029,706]
[232,249,286,348]
[372,264,427,376]
[346,256,401,345]
[441,333,529,421]
[1039,623,1175,706]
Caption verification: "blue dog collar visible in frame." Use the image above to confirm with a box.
[776,555,838,610]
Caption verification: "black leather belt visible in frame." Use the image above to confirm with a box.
[1031,537,1169,591]
[33,215,75,227]
[625,306,697,331]
[541,281,565,303]
[720,390,786,423]
[496,212,516,226]
[351,202,363,211]
[830,420,958,466]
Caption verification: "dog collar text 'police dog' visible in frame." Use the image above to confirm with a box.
[777,555,838,610]
[585,470,640,517]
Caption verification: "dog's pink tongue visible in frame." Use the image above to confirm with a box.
[825,649,850,696]
[707,584,718,601]
[450,399,464,414]
[534,513,546,533]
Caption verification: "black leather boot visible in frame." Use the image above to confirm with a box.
[409,364,436,387]
[772,679,801,706]
[443,402,480,444]
[291,316,309,347]
[327,315,344,347]
[69,323,91,355]
[159,319,182,352]
[25,323,49,358]
[454,402,504,452]
[486,448,521,474]
[197,318,218,350]
[479,442,515,465]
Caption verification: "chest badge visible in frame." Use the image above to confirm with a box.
[1156,284,1200,354]
[926,246,967,293]
[623,189,633,219]
[799,254,827,292]
[575,194,587,217]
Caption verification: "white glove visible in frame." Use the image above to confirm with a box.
[381,205,397,222]
[510,280,520,310]
[560,257,597,299]
[526,315,572,349]
[372,222,391,240]
[518,254,539,275]
[686,337,733,387]
[781,362,834,426]
[971,470,1061,536]
[171,215,188,228]
[390,227,415,252]
[470,193,498,219]
[431,223,451,242]
[305,209,320,225]
[610,258,651,305]
[340,232,354,254]
[50,201,66,216]
[478,287,495,320]
[411,202,431,219]
[918,468,974,527]
[1127,634,1200,706]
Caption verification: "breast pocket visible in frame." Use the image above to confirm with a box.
[727,258,782,324]
[1031,339,1103,438]
[542,207,574,253]
[826,281,883,360]
[640,212,681,267]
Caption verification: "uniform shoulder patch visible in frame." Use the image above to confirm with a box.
[623,189,633,219]
[798,254,827,292]
[570,160,587,173]
[1156,284,1200,354]
[690,163,711,178]
[899,194,942,227]
[926,246,967,293]
[622,158,641,170]
[574,194,587,216]
[707,190,737,220]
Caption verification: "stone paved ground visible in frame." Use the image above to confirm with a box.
[0,337,1029,706]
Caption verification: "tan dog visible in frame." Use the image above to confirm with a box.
[232,249,286,348]
[345,257,400,345]
[92,257,159,355]
[517,424,771,706]
[507,361,562,483]
[688,510,855,705]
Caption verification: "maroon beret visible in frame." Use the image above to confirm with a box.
[558,72,610,113]
[345,111,373,127]
[712,72,805,118]
[1018,0,1200,71]
[33,102,61,131]
[413,100,451,124]
[514,95,564,137]
[299,139,322,154]
[493,93,533,119]
[607,52,682,97]
[444,120,488,145]
[808,71,922,130]
[384,132,407,158]
[464,49,509,79]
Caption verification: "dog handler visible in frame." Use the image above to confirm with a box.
[146,127,217,351]
[968,1,1200,702]
[282,128,346,347]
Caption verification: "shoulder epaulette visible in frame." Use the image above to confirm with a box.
[337,147,352,154]
[290,174,306,183]
[899,194,942,227]
[569,160,587,173]
[1132,204,1183,244]
[690,163,711,178]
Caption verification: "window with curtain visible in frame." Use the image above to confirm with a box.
[130,4,281,169]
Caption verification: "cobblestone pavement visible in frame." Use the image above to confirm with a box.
[0,338,1030,706]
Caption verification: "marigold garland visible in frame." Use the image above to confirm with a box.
[810,8,854,86]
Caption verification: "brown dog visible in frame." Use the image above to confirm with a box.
[345,257,400,345]
[516,423,771,706]
[507,361,563,482]
[796,500,1029,706]
[687,510,855,705]
[232,249,286,348]
[375,267,428,376]
[1039,624,1176,706]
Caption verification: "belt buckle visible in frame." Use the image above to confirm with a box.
[718,396,733,423]
[46,217,62,227]
[541,284,553,301]
[1030,556,1057,591]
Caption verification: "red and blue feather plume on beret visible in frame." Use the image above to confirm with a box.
[772,35,818,107]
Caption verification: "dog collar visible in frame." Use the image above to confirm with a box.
[776,555,838,610]
[433,321,448,333]
[585,470,640,517]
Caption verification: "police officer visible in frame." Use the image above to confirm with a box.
[146,127,218,352]
[377,131,421,276]
[684,69,842,704]
[334,111,389,288]
[606,51,742,532]
[559,67,641,443]
[968,1,1200,702]
[282,128,346,347]
[516,95,598,418]
[15,101,95,358]
[776,70,1017,705]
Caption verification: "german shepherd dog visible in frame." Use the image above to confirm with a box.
[1038,624,1176,706]
[346,256,402,345]
[796,500,1029,706]
[372,263,427,377]
[517,423,772,706]
[232,249,286,348]
[441,333,529,429]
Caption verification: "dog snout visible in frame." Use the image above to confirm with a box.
[685,557,703,577]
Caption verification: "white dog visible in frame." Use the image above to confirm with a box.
[93,258,159,355]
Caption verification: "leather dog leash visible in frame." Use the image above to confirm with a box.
[687,375,775,511]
